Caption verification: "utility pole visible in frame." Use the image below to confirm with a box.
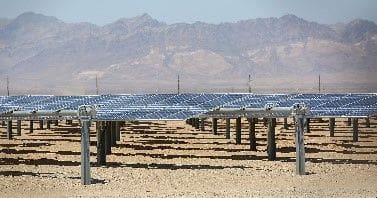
[6,75,9,96]
[318,74,321,93]
[95,75,98,95]
[177,74,180,94]
[248,74,251,93]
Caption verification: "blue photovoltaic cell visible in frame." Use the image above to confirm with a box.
[1,93,377,120]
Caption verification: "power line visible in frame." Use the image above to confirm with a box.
[6,76,9,96]
[95,75,99,95]
[248,74,251,93]
[177,74,180,94]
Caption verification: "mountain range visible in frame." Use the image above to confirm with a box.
[0,12,376,94]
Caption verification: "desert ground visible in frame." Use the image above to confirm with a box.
[0,117,376,197]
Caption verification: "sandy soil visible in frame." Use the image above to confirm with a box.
[0,117,376,197]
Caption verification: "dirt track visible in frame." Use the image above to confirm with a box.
[0,118,376,197]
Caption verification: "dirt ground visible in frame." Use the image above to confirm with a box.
[0,117,376,197]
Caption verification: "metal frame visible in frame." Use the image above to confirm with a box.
[1,93,377,120]
[2,93,377,184]
[0,105,96,185]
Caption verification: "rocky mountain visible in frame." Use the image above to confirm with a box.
[0,18,11,29]
[341,19,377,43]
[0,12,376,94]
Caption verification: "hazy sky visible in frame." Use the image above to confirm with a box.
[0,0,376,25]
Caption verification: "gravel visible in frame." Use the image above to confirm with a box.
[0,118,376,197]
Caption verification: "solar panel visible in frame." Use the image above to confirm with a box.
[1,93,377,120]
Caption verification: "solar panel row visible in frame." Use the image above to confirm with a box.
[1,93,377,120]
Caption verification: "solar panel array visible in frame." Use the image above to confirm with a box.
[1,93,377,120]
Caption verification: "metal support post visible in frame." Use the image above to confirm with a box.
[225,118,230,139]
[80,119,91,185]
[105,121,111,154]
[236,117,242,144]
[306,118,310,133]
[263,117,267,127]
[212,118,218,135]
[29,120,33,133]
[39,120,44,130]
[16,120,21,136]
[366,117,370,128]
[97,121,106,166]
[353,118,359,142]
[194,118,200,130]
[283,117,288,129]
[115,121,120,141]
[295,114,305,175]
[7,120,12,140]
[200,118,205,131]
[78,105,96,185]
[47,120,51,129]
[267,118,276,160]
[111,121,116,146]
[329,118,335,137]
[248,118,257,151]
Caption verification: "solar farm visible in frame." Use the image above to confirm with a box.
[2,93,377,120]
[1,93,377,196]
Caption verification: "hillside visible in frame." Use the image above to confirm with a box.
[0,12,376,94]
